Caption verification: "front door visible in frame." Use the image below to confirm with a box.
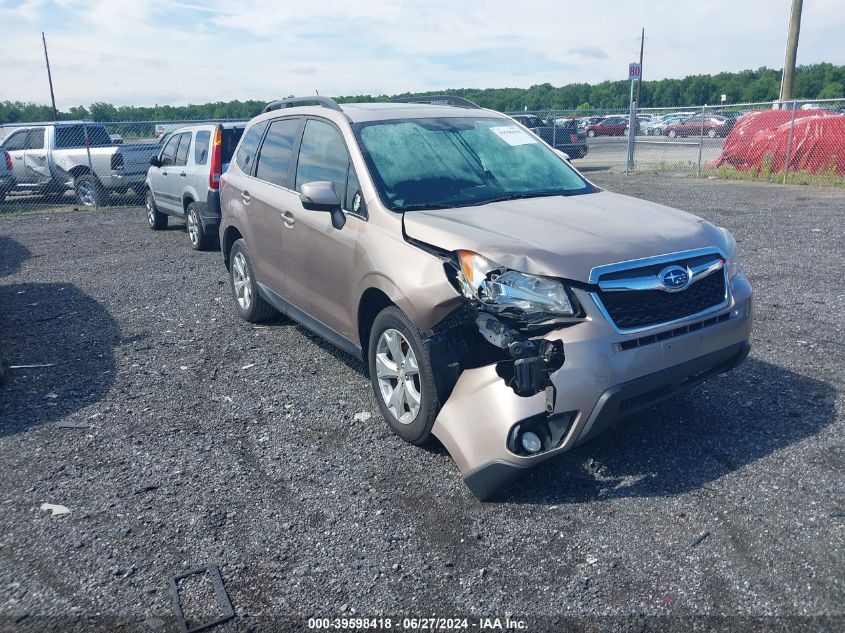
[2,129,29,184]
[150,133,181,212]
[284,118,363,341]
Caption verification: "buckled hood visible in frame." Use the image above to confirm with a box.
[402,191,726,283]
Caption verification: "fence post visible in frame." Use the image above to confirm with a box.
[552,113,557,149]
[696,104,706,178]
[82,122,97,210]
[782,101,797,184]
[626,80,636,174]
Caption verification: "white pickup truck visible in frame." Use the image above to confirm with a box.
[0,122,159,206]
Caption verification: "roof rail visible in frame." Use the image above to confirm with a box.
[391,95,481,109]
[263,96,344,113]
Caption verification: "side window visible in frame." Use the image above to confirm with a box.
[174,133,191,167]
[3,131,28,151]
[55,125,85,149]
[161,134,180,166]
[194,130,211,165]
[27,128,45,150]
[294,120,349,203]
[236,121,268,174]
[255,118,301,187]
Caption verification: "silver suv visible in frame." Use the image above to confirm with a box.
[145,123,244,249]
[219,96,753,500]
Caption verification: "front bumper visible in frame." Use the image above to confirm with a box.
[431,272,753,500]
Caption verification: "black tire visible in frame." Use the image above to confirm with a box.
[368,306,440,445]
[74,173,106,207]
[145,188,168,230]
[229,239,277,322]
[186,202,212,251]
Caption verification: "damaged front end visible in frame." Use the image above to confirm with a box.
[409,246,586,488]
[433,249,581,400]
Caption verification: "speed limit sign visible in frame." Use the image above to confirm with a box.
[628,63,641,80]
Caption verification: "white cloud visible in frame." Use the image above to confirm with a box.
[0,0,841,108]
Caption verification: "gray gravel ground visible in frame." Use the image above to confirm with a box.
[0,174,843,632]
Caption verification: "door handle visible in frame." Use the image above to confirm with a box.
[240,190,251,205]
[162,171,168,176]
[179,172,187,177]
[281,210,295,227]
[13,156,22,160]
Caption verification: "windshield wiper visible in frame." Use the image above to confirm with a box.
[396,203,456,211]
[474,191,567,205]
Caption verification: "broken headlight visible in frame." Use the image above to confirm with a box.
[455,250,576,318]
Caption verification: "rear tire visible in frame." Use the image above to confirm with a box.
[186,202,212,251]
[229,239,277,323]
[74,174,106,207]
[708,128,718,139]
[587,130,595,138]
[668,130,677,139]
[368,306,440,445]
[146,189,168,230]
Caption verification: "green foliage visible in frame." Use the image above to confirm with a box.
[1,63,843,124]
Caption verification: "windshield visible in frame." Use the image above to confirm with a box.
[353,117,594,211]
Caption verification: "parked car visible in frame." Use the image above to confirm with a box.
[218,95,753,500]
[510,114,588,158]
[578,116,605,129]
[665,114,735,138]
[0,148,15,202]
[145,123,245,250]
[644,112,696,136]
[0,122,159,206]
[586,116,629,137]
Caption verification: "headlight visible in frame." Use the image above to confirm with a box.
[718,227,740,279]
[456,250,576,317]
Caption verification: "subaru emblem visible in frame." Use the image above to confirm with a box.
[659,265,690,291]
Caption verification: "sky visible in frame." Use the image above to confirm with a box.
[1,0,843,108]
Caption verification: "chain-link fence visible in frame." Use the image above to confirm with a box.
[1,98,843,212]
[506,97,845,184]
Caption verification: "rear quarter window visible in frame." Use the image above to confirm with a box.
[194,130,210,165]
[235,121,268,174]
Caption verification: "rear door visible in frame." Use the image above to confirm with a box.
[169,132,192,213]
[24,128,49,185]
[245,117,302,296]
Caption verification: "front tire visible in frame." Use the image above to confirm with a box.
[146,189,168,230]
[229,239,277,323]
[368,306,440,445]
[668,129,677,138]
[587,130,595,138]
[186,202,212,251]
[708,128,718,138]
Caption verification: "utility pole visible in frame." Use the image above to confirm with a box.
[779,0,803,102]
[636,28,645,107]
[42,32,58,120]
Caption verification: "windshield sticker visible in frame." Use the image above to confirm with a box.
[490,125,537,146]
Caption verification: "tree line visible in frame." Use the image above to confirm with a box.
[2,63,843,124]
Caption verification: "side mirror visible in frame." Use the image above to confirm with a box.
[149,155,161,168]
[300,181,346,229]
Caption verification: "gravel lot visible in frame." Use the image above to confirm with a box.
[1,174,843,632]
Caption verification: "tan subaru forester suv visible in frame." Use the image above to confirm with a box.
[219,96,752,500]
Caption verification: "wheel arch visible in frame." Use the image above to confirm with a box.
[357,287,395,361]
[221,225,243,269]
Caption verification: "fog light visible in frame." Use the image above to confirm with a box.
[520,431,542,454]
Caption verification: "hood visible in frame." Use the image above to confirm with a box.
[402,191,726,283]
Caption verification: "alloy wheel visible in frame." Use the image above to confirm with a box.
[232,252,252,310]
[77,180,94,207]
[187,207,199,246]
[146,193,155,227]
[375,328,421,424]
